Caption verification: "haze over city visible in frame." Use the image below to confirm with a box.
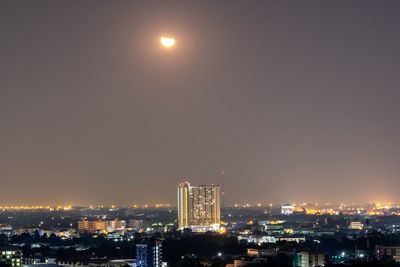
[1,1,400,206]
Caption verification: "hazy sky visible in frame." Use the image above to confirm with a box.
[1,1,400,206]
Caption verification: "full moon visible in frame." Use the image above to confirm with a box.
[160,36,176,48]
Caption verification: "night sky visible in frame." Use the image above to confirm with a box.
[1,1,400,206]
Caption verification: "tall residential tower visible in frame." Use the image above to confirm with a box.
[136,241,162,267]
[177,182,221,232]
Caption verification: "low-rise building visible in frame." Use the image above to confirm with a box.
[376,245,400,262]
[226,256,267,267]
[0,246,22,267]
[276,236,306,243]
[128,220,144,230]
[293,251,325,267]
[77,219,126,233]
[247,248,278,257]
[282,204,295,215]
[349,221,364,230]
[237,235,276,244]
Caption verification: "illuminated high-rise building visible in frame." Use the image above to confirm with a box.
[136,241,162,267]
[177,182,221,232]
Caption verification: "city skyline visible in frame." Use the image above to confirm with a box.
[1,1,400,205]
[0,183,398,208]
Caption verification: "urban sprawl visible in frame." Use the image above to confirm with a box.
[1,182,400,267]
